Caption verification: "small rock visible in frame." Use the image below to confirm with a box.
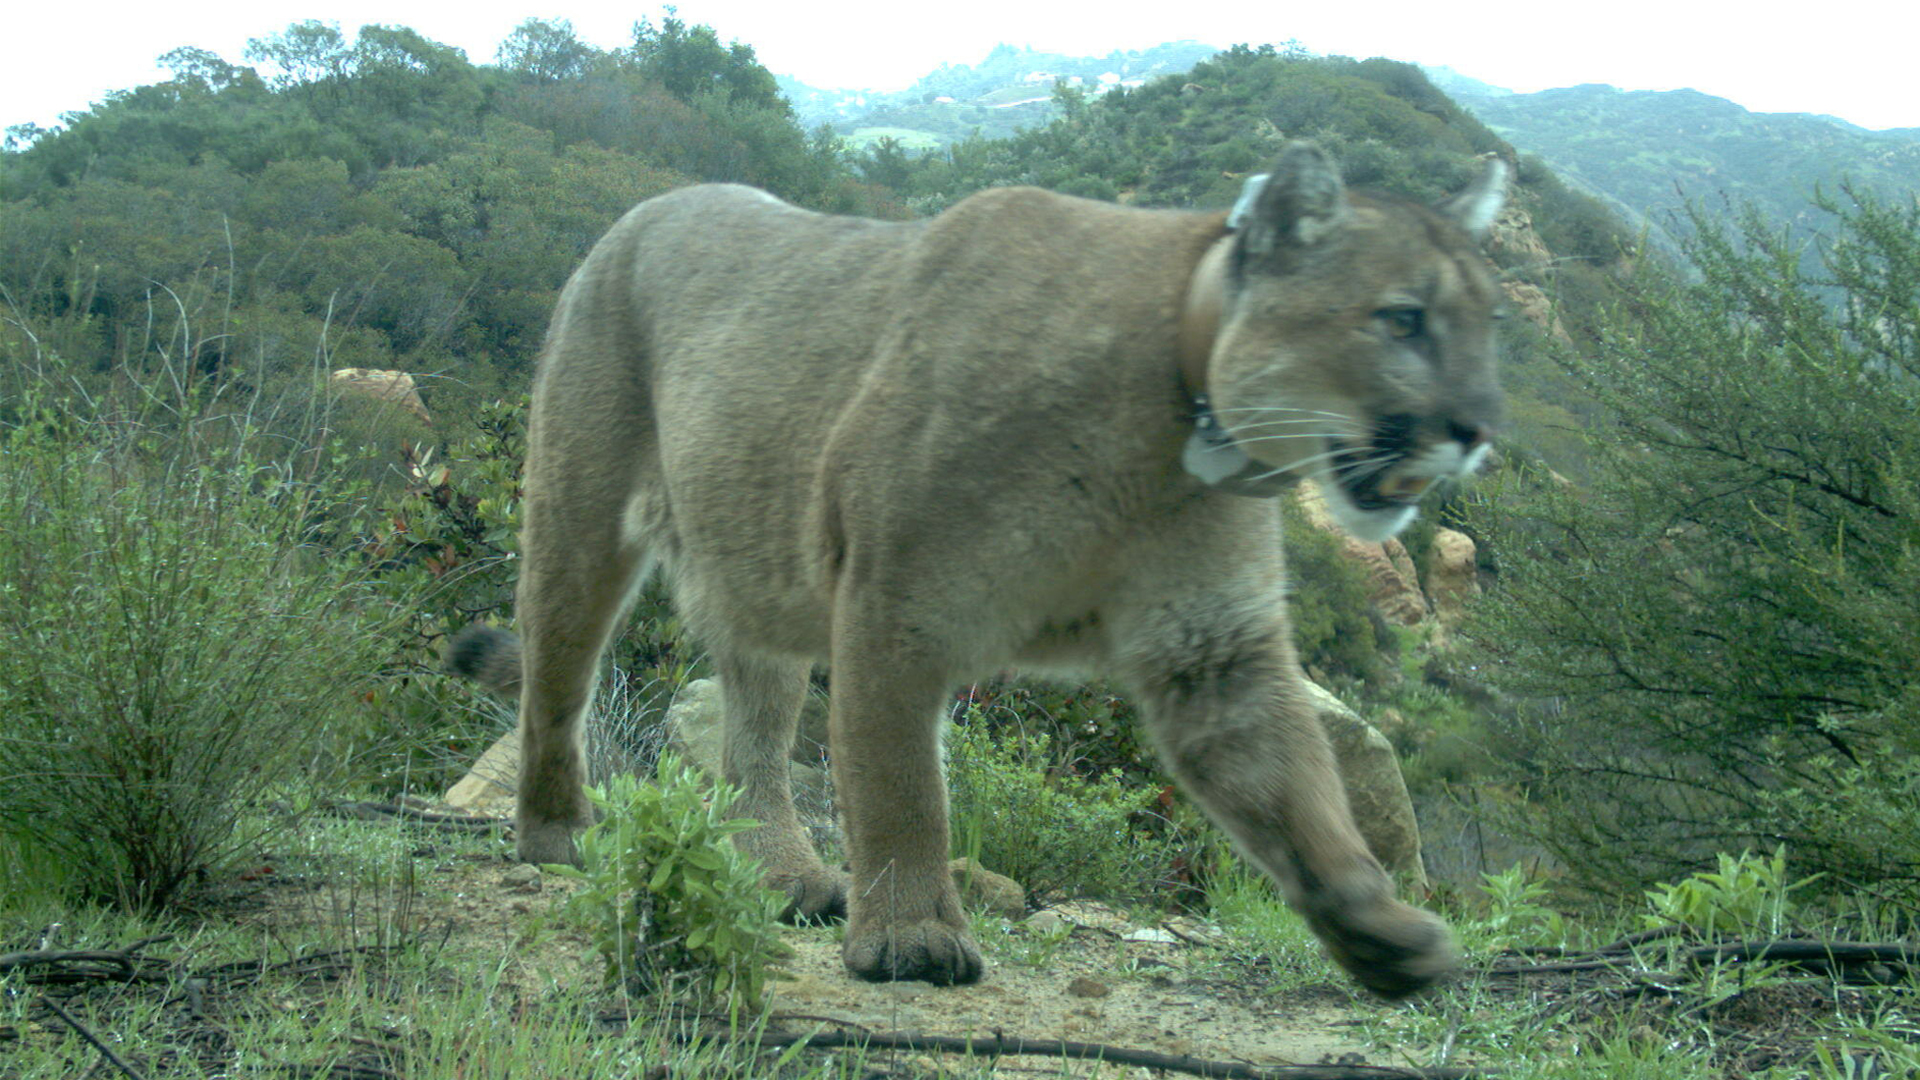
[1024,910,1067,935]
[1066,976,1110,999]
[1121,927,1178,944]
[501,864,542,892]
[949,857,1026,918]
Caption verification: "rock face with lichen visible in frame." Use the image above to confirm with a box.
[1299,681,1428,890]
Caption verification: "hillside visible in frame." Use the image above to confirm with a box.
[1437,79,1920,243]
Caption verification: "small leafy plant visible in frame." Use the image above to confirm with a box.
[1642,847,1817,937]
[1475,863,1568,951]
[550,755,792,1009]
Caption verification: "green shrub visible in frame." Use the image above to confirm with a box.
[945,708,1175,905]
[551,756,791,1008]
[1464,190,1920,898]
[0,375,392,909]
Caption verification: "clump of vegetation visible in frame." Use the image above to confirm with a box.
[551,756,792,1009]
[1642,848,1814,938]
[945,708,1178,905]
[1278,497,1385,680]
[0,363,393,909]
[1466,189,1920,904]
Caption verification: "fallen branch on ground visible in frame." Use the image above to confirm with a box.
[1489,937,1917,979]
[323,800,508,831]
[39,995,147,1080]
[2,938,408,990]
[633,1023,1490,1080]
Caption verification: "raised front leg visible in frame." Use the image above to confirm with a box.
[714,649,848,921]
[1124,611,1456,997]
[827,615,981,985]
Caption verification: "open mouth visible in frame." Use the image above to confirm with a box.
[1329,440,1433,511]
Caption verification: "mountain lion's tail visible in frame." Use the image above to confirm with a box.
[445,625,523,699]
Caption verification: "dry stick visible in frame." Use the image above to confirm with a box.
[38,995,147,1080]
[745,1029,1489,1080]
[323,800,507,831]
[1691,941,1919,966]
[1489,938,1919,979]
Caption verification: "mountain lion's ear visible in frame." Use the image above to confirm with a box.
[1437,155,1509,241]
[1237,142,1350,261]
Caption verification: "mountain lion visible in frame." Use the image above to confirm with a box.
[450,142,1508,996]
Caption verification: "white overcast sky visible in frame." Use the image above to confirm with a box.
[7,0,1918,133]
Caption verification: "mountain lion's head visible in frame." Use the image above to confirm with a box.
[1188,143,1508,541]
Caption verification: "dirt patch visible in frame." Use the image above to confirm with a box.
[292,850,1413,1074]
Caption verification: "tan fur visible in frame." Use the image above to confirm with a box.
[463,143,1507,995]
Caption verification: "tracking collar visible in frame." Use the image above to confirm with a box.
[1177,174,1296,498]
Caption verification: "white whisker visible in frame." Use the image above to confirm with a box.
[1338,454,1402,482]
[1209,406,1359,421]
[1227,418,1369,435]
[1229,432,1364,447]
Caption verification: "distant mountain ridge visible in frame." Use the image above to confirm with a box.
[1430,76,1920,243]
[778,41,1220,149]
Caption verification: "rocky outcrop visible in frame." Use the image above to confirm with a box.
[330,368,431,423]
[1500,280,1572,344]
[1293,484,1429,626]
[1488,201,1552,266]
[1484,202,1572,343]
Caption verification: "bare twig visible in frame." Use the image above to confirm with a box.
[1490,936,1917,979]
[708,1028,1489,1079]
[39,995,147,1080]
[323,800,508,831]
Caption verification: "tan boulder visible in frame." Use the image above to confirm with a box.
[443,727,519,816]
[1301,679,1428,891]
[1487,201,1552,266]
[1424,528,1482,629]
[330,367,431,423]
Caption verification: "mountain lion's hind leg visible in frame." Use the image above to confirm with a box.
[714,649,848,920]
[1126,613,1456,998]
[510,389,655,865]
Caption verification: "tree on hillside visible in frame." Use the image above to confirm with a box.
[1466,190,1920,903]
[624,13,787,115]
[496,18,599,83]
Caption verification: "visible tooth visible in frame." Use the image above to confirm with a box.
[1386,476,1433,499]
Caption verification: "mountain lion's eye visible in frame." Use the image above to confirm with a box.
[1377,308,1424,339]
